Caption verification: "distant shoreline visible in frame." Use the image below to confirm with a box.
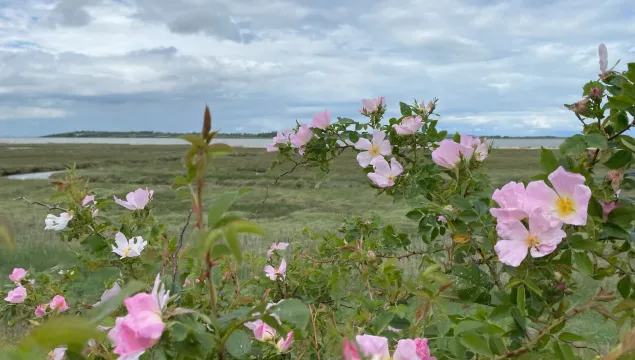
[39,131,566,140]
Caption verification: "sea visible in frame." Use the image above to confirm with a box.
[0,137,564,149]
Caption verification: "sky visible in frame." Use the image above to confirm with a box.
[0,0,634,137]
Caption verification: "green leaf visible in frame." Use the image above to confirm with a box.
[510,307,526,332]
[84,234,107,252]
[272,299,310,330]
[19,316,104,353]
[210,243,232,257]
[613,299,635,313]
[621,135,635,152]
[607,95,635,110]
[206,143,234,156]
[181,134,205,147]
[207,190,251,229]
[223,226,242,263]
[372,312,395,334]
[569,234,596,251]
[559,135,587,155]
[454,320,484,335]
[558,332,585,342]
[489,336,505,356]
[539,147,559,173]
[399,102,412,117]
[227,219,266,236]
[337,117,356,125]
[618,275,632,298]
[573,252,594,276]
[523,279,543,297]
[224,330,251,359]
[348,132,360,143]
[553,342,577,360]
[88,281,147,324]
[517,285,526,315]
[460,333,493,357]
[584,133,608,149]
[608,207,635,228]
[604,150,632,169]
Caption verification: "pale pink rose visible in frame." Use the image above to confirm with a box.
[114,188,154,210]
[195,279,201,283]
[460,135,489,162]
[394,338,436,360]
[266,131,290,152]
[599,43,608,75]
[9,268,27,283]
[94,283,122,307]
[290,124,313,149]
[244,320,276,342]
[368,157,404,188]
[490,182,531,224]
[45,212,73,231]
[355,335,390,359]
[607,169,624,191]
[50,295,70,312]
[360,97,385,116]
[419,100,434,115]
[267,242,289,258]
[494,208,566,267]
[600,200,620,221]
[354,130,392,167]
[5,286,26,303]
[311,110,331,129]
[264,259,287,281]
[431,140,474,169]
[82,195,96,207]
[276,331,294,353]
[108,274,169,359]
[35,304,47,318]
[183,279,191,286]
[48,347,67,360]
[343,338,361,360]
[525,167,591,226]
[437,216,447,224]
[393,116,423,135]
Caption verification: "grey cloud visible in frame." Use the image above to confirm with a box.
[46,0,99,27]
[167,11,243,42]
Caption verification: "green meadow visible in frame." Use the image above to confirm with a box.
[0,144,621,353]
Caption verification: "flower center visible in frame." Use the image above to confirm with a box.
[368,144,381,157]
[525,234,540,248]
[555,197,575,217]
[123,247,131,257]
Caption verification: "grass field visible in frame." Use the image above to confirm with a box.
[0,143,623,353]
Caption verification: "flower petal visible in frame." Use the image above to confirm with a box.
[494,240,529,267]
[548,167,586,198]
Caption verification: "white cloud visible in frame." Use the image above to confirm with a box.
[0,106,71,120]
[0,0,634,136]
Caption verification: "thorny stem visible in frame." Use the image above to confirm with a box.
[172,209,193,285]
[494,297,601,359]
[14,196,69,212]
[309,304,322,360]
[249,160,307,220]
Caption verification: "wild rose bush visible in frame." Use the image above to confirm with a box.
[2,43,635,359]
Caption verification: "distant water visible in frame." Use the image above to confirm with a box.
[0,137,564,149]
[7,171,59,180]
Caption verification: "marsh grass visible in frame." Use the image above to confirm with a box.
[0,144,624,352]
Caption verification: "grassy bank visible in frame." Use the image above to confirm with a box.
[0,144,621,352]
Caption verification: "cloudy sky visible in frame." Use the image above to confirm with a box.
[0,0,634,137]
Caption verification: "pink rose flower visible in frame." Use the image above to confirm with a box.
[94,283,122,307]
[108,274,169,359]
[525,167,591,226]
[290,124,313,149]
[264,259,287,281]
[50,295,70,313]
[360,97,385,116]
[600,200,620,220]
[355,335,390,359]
[266,131,290,152]
[267,242,289,258]
[35,304,47,317]
[490,181,531,224]
[114,188,154,210]
[5,286,27,303]
[599,43,608,75]
[82,195,96,207]
[393,116,423,135]
[494,208,566,267]
[368,157,404,188]
[311,110,331,130]
[8,268,27,283]
[437,216,447,224]
[276,331,294,353]
[354,130,392,168]
[48,347,67,360]
[394,338,436,360]
[244,320,276,342]
[431,140,474,169]
[343,338,361,360]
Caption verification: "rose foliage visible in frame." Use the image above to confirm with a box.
[2,43,635,360]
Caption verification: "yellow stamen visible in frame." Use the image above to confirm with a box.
[525,234,540,248]
[555,197,575,217]
[123,247,131,257]
[368,144,381,157]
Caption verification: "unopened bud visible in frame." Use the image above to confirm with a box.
[591,87,602,99]
[572,98,590,114]
[202,105,212,139]
[367,250,376,259]
[556,281,566,291]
